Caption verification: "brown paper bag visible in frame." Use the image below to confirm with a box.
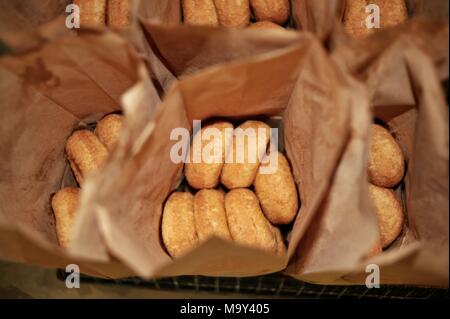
[291,0,345,39]
[292,0,448,44]
[0,0,172,93]
[0,1,301,94]
[1,1,447,285]
[139,21,302,78]
[285,20,449,286]
[2,1,301,92]
[1,0,360,280]
[0,25,161,278]
[67,33,371,278]
[292,0,449,52]
[135,0,343,89]
[0,1,76,53]
[0,1,340,90]
[138,1,446,89]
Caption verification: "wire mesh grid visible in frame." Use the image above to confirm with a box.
[57,271,449,299]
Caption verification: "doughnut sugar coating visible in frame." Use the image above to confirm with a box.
[221,120,271,189]
[74,0,106,27]
[249,21,285,30]
[214,0,250,27]
[65,129,109,185]
[51,187,80,248]
[368,124,405,188]
[182,0,219,26]
[185,121,234,189]
[107,0,131,28]
[378,0,408,29]
[162,192,199,258]
[368,184,404,248]
[250,0,290,25]
[225,188,277,253]
[194,189,232,242]
[95,114,124,151]
[254,151,298,224]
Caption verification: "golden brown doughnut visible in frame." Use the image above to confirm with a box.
[379,0,408,29]
[65,130,109,185]
[74,0,106,27]
[254,151,298,224]
[194,189,232,242]
[107,0,131,28]
[182,0,219,26]
[185,121,234,189]
[221,120,271,189]
[161,192,199,258]
[250,0,290,25]
[368,184,404,248]
[51,187,80,248]
[95,114,124,151]
[214,0,250,27]
[225,188,276,253]
[368,124,405,188]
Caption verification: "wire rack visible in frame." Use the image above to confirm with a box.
[56,271,449,299]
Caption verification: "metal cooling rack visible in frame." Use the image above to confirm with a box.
[56,271,449,299]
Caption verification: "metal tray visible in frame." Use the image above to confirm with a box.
[57,271,449,299]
